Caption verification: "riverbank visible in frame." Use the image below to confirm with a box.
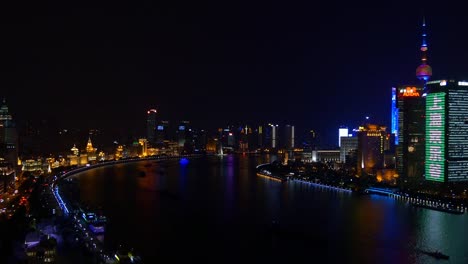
[50,154,204,263]
[256,161,468,215]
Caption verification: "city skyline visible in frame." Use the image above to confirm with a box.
[2,2,468,146]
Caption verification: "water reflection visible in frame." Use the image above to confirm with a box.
[412,207,468,263]
[71,155,468,263]
[223,155,234,220]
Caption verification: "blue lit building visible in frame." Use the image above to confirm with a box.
[391,87,398,145]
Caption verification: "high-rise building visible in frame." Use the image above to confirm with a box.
[307,129,318,150]
[265,124,278,149]
[176,120,191,147]
[0,99,17,192]
[395,85,425,179]
[218,126,234,151]
[256,125,264,149]
[239,125,253,152]
[155,120,170,144]
[340,136,358,164]
[391,18,432,181]
[357,124,388,176]
[425,79,468,182]
[146,109,157,144]
[391,87,399,144]
[338,127,348,147]
[284,125,295,149]
[0,99,18,171]
[192,129,207,152]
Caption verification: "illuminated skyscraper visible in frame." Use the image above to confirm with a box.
[155,120,170,144]
[340,136,358,164]
[392,18,431,181]
[425,80,468,182]
[254,125,263,150]
[265,124,278,149]
[391,87,398,144]
[0,99,18,191]
[177,120,191,147]
[357,124,388,176]
[239,125,253,152]
[395,85,425,180]
[338,127,348,147]
[284,125,295,149]
[0,99,18,170]
[307,130,317,150]
[146,109,157,144]
[192,129,207,152]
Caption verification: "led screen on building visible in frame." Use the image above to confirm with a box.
[425,92,445,182]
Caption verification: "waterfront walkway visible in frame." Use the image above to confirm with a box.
[50,154,203,263]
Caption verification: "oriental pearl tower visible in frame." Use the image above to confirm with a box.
[415,17,432,92]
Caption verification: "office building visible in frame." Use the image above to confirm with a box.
[176,120,191,147]
[395,85,425,179]
[0,99,18,192]
[357,124,388,176]
[146,109,157,144]
[340,136,358,164]
[284,125,295,149]
[425,79,468,182]
[338,127,348,147]
[265,123,278,150]
[155,120,170,145]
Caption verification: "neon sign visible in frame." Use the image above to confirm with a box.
[399,87,420,97]
[425,92,445,182]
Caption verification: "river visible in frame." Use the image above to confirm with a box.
[68,154,468,263]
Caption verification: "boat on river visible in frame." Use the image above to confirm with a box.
[426,250,449,260]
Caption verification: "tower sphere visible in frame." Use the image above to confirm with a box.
[416,64,432,81]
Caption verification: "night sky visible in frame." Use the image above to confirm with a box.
[2,2,468,146]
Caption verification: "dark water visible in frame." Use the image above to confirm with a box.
[71,154,468,263]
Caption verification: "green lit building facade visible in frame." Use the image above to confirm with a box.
[425,79,468,182]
